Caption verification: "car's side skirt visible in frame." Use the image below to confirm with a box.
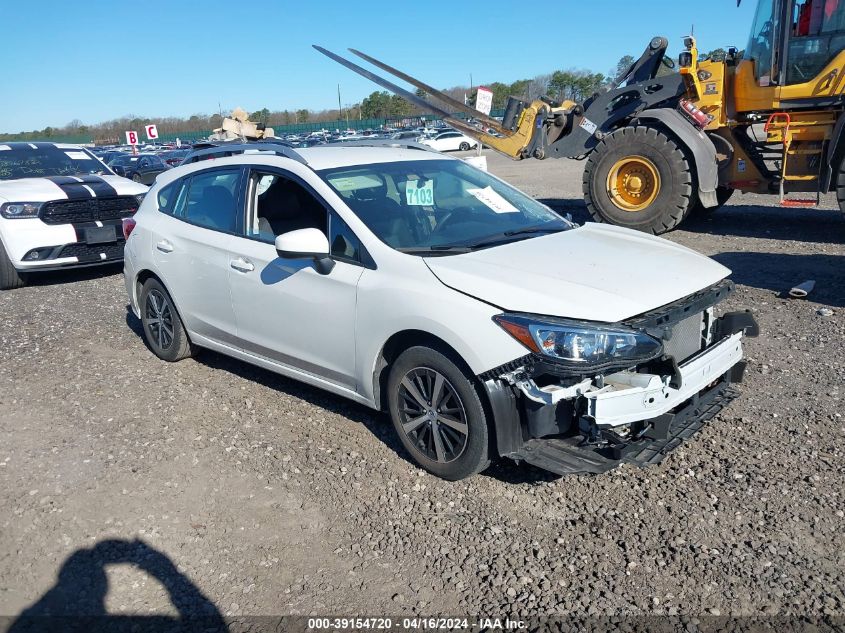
[191,334,377,410]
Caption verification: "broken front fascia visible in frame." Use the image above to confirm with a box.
[485,280,757,440]
[498,330,744,429]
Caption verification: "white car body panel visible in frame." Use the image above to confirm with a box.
[149,214,240,346]
[226,237,363,389]
[424,223,730,322]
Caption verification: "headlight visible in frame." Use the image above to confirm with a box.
[493,314,662,369]
[134,193,146,208]
[0,202,42,219]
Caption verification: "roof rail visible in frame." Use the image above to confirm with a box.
[320,139,440,153]
[181,142,308,166]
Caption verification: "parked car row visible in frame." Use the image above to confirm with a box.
[0,139,758,481]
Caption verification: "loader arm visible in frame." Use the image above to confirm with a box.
[314,37,683,163]
[314,45,559,160]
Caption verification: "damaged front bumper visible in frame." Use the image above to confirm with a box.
[482,308,758,476]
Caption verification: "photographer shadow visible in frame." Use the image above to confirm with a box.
[8,538,227,633]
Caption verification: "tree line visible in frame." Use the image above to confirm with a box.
[0,50,733,143]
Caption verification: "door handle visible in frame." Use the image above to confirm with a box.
[156,240,174,253]
[230,258,255,273]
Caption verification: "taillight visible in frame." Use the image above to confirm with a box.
[679,98,712,129]
[122,217,137,240]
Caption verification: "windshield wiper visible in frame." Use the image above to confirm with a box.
[465,225,567,250]
[398,245,473,254]
[502,225,566,237]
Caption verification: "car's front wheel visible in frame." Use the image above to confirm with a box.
[132,173,143,183]
[0,240,26,290]
[139,278,195,362]
[459,141,471,151]
[387,345,490,480]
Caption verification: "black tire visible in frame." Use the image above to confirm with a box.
[387,345,490,480]
[132,173,143,183]
[139,278,195,362]
[0,240,26,290]
[583,126,694,234]
[459,142,471,151]
[686,186,735,219]
[834,158,845,213]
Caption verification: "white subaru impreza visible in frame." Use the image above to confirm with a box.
[123,142,758,480]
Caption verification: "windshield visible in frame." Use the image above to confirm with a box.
[0,145,112,180]
[318,159,571,254]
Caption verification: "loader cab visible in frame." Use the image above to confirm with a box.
[736,0,845,111]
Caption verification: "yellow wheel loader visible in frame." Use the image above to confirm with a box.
[317,0,845,234]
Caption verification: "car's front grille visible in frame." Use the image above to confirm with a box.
[57,241,125,262]
[664,312,705,363]
[40,197,138,225]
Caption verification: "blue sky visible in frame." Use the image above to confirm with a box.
[2,1,757,132]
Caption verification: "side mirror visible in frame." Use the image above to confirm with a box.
[274,228,335,274]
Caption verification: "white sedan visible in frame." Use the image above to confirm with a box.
[123,142,757,480]
[419,130,478,152]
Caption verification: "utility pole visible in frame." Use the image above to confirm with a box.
[337,84,343,121]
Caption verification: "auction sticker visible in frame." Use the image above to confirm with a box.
[64,151,89,160]
[406,179,434,205]
[467,186,518,213]
[579,117,598,134]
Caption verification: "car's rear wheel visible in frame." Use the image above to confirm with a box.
[459,141,471,151]
[139,278,194,362]
[387,345,490,480]
[0,241,26,290]
[132,173,143,183]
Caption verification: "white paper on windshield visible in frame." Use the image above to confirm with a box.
[466,186,518,213]
[406,179,434,206]
[256,174,275,195]
[0,145,10,151]
[64,151,89,160]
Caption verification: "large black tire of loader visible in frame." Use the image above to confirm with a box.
[583,126,694,234]
[833,156,845,213]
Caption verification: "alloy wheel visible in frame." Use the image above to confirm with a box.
[145,289,175,350]
[397,367,469,463]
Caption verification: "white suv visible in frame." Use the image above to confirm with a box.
[0,142,148,289]
[123,142,758,480]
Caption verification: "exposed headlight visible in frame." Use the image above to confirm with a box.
[493,314,663,369]
[0,202,42,219]
[134,193,146,207]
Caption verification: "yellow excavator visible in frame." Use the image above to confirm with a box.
[317,0,845,234]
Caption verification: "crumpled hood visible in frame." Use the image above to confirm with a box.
[424,223,730,323]
[0,175,147,203]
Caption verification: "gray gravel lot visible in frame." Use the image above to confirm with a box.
[0,151,843,623]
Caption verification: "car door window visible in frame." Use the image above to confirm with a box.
[244,169,328,243]
[139,158,150,168]
[329,212,362,263]
[182,168,241,233]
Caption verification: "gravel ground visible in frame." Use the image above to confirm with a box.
[0,151,843,625]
